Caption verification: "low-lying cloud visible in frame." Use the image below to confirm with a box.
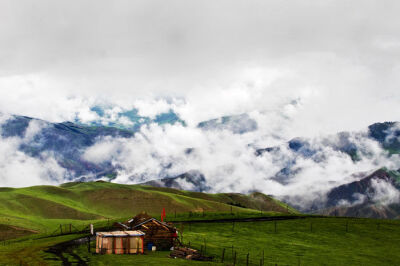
[0,115,66,187]
[369,178,400,205]
[0,0,400,210]
[81,120,400,210]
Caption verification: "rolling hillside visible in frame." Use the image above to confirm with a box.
[0,181,296,238]
[3,113,400,220]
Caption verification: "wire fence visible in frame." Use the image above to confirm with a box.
[178,218,400,265]
[182,241,288,266]
[0,218,119,246]
[165,209,297,222]
[1,215,400,264]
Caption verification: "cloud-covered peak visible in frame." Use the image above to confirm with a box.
[0,1,400,217]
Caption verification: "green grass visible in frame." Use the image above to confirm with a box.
[69,249,216,266]
[0,234,86,266]
[0,182,293,233]
[0,182,297,265]
[0,214,398,265]
[7,182,397,265]
[180,217,400,265]
[167,210,302,223]
[56,217,400,266]
[0,224,36,241]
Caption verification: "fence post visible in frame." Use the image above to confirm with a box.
[179,223,184,244]
[221,248,225,263]
[246,252,249,266]
[233,251,237,266]
[262,249,264,265]
[87,236,91,253]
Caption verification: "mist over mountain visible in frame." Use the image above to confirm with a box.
[319,168,400,219]
[0,110,184,184]
[1,111,400,217]
[1,1,400,219]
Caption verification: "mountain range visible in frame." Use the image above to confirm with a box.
[320,168,400,219]
[1,112,400,218]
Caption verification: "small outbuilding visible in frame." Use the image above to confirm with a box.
[95,230,145,254]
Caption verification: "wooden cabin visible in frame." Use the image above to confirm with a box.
[132,217,178,250]
[95,230,145,254]
[114,213,178,251]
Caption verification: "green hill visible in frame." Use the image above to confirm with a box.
[0,182,399,266]
[0,181,297,236]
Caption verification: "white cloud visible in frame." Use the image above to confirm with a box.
[0,119,66,187]
[337,193,367,207]
[134,99,173,119]
[369,179,400,205]
[385,122,400,143]
[82,136,124,164]
[0,1,398,135]
[80,120,400,210]
[23,119,49,142]
[0,0,399,210]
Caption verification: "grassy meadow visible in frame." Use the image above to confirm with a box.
[56,217,400,266]
[0,181,294,265]
[0,181,291,236]
[181,217,400,265]
[0,182,399,265]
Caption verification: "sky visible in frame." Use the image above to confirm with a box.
[0,0,399,136]
[0,1,400,208]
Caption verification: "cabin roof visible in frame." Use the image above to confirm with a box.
[128,212,152,225]
[132,218,174,230]
[96,230,145,237]
[115,222,130,230]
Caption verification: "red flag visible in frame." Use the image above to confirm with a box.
[161,208,166,222]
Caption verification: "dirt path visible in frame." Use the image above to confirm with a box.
[44,236,94,266]
[8,225,39,233]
